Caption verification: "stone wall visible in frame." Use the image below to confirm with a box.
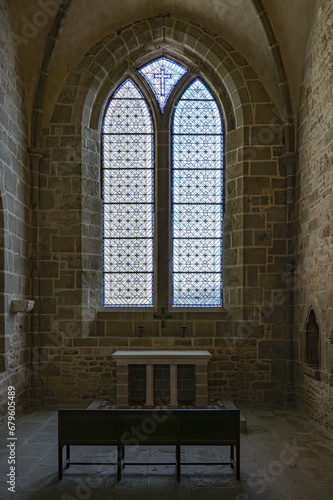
[31,15,294,408]
[0,0,331,433]
[294,0,333,431]
[0,1,31,418]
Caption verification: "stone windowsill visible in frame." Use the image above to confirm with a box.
[98,306,229,319]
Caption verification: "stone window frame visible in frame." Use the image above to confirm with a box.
[100,53,227,314]
[67,33,250,333]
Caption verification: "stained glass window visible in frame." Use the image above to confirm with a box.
[139,57,187,112]
[102,79,154,306]
[102,61,224,309]
[172,79,223,307]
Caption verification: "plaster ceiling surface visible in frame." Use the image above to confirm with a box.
[8,0,316,134]
[45,0,283,124]
[262,0,316,118]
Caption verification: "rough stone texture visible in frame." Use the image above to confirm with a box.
[0,1,31,418]
[294,0,333,431]
[2,4,332,436]
[31,16,292,410]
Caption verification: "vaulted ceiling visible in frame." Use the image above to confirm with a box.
[9,0,316,138]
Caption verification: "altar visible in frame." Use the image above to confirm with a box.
[112,350,212,407]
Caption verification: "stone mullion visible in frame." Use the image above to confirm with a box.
[156,129,170,312]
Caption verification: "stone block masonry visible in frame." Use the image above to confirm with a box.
[32,14,293,411]
[0,2,31,420]
[294,0,333,432]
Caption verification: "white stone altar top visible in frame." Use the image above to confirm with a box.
[112,350,212,365]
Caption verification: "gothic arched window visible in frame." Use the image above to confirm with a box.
[102,80,154,307]
[305,309,320,367]
[102,58,223,308]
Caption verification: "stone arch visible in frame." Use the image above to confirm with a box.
[30,3,293,150]
[50,13,291,133]
[63,24,249,318]
[37,13,288,406]
[301,298,323,369]
[305,309,320,367]
[68,15,269,133]
[88,46,237,134]
[45,14,285,333]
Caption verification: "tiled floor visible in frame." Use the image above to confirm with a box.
[1,406,333,499]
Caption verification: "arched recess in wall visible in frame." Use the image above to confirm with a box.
[46,15,285,335]
[305,309,320,367]
[301,300,322,371]
[32,5,293,151]
[73,43,243,327]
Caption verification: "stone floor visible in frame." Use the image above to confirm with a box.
[1,406,333,500]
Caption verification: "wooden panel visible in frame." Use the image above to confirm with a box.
[59,408,239,444]
[178,409,239,443]
[120,409,178,444]
[59,410,120,443]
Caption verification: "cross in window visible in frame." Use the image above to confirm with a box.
[154,67,172,96]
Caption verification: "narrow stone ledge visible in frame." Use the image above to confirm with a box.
[303,365,321,381]
[11,300,35,314]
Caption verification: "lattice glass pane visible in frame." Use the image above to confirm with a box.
[103,204,153,239]
[173,205,222,239]
[173,170,221,203]
[103,169,153,204]
[173,273,221,307]
[102,79,154,307]
[139,57,187,112]
[173,239,221,273]
[173,135,222,169]
[173,103,221,135]
[174,92,221,134]
[104,239,153,273]
[104,80,152,132]
[103,135,153,169]
[172,79,223,307]
[104,273,153,307]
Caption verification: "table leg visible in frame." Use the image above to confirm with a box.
[176,444,181,482]
[58,444,63,480]
[117,444,122,481]
[65,445,70,468]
